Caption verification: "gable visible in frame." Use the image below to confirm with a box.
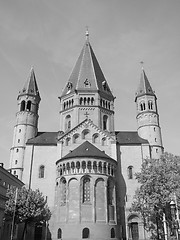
[58,119,116,159]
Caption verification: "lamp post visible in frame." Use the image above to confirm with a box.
[170,200,179,240]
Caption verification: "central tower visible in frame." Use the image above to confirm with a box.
[59,31,115,133]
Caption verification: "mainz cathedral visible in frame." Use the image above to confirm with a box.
[9,31,163,240]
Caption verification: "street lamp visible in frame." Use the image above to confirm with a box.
[170,200,179,240]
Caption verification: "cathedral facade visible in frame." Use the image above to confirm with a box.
[9,33,163,240]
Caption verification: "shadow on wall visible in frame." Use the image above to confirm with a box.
[116,143,127,240]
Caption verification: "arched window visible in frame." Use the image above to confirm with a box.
[65,115,71,131]
[128,166,133,179]
[57,228,62,239]
[82,161,86,173]
[103,115,108,130]
[27,100,31,111]
[92,133,99,143]
[66,137,70,146]
[82,228,89,239]
[140,101,146,111]
[83,177,90,203]
[82,129,90,140]
[102,137,106,146]
[20,100,25,111]
[60,178,66,205]
[80,97,83,105]
[39,165,45,178]
[98,162,102,173]
[148,100,153,110]
[111,228,115,238]
[73,134,79,143]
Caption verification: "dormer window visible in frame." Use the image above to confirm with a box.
[66,82,72,93]
[84,79,91,88]
[102,81,110,92]
[102,81,107,91]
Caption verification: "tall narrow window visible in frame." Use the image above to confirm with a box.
[65,115,71,131]
[148,100,153,110]
[83,177,90,203]
[128,166,133,179]
[20,100,25,111]
[82,228,89,239]
[140,101,146,111]
[27,100,31,111]
[57,228,62,239]
[60,178,66,205]
[103,115,108,130]
[39,165,45,178]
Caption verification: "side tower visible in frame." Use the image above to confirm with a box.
[59,31,115,133]
[135,68,163,158]
[9,68,41,180]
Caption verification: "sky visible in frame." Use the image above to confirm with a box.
[0,0,180,168]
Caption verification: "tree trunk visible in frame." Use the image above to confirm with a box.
[21,220,27,240]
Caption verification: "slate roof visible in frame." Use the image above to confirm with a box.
[115,131,148,145]
[61,38,114,100]
[135,69,155,100]
[26,130,148,146]
[18,68,40,99]
[26,132,60,145]
[58,141,114,162]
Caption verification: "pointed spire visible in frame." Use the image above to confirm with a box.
[61,34,114,100]
[19,68,40,98]
[135,68,155,100]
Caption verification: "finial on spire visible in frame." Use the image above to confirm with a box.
[140,61,144,70]
[85,26,89,41]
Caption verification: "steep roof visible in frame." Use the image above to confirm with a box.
[26,132,61,145]
[61,36,114,100]
[58,141,114,162]
[115,131,148,145]
[135,69,155,100]
[18,68,40,99]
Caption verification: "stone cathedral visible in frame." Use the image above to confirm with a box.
[9,32,163,240]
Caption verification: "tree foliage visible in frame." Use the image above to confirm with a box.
[131,152,180,238]
[5,186,51,224]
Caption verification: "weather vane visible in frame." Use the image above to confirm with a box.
[140,61,144,70]
[85,26,89,41]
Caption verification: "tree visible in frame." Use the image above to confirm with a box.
[130,152,180,239]
[5,186,51,240]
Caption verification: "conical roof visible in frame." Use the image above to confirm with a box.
[58,141,114,162]
[135,69,155,100]
[61,37,114,100]
[19,68,40,98]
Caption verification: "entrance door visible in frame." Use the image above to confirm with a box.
[131,222,139,240]
[34,224,43,240]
